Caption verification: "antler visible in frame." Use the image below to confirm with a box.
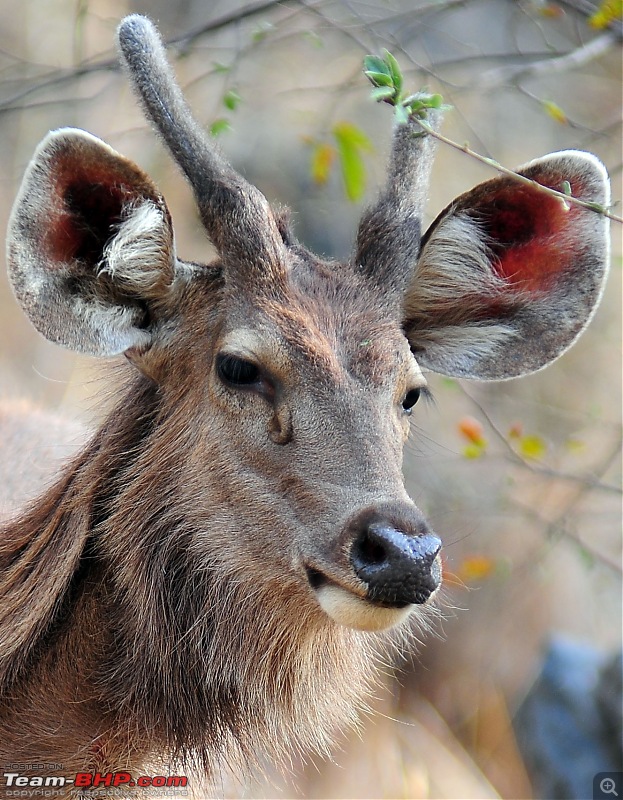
[355,112,442,297]
[117,15,285,281]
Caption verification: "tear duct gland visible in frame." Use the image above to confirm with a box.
[0,12,610,787]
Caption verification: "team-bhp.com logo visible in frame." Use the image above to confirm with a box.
[3,771,188,793]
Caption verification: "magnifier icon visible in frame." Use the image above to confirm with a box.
[601,778,619,796]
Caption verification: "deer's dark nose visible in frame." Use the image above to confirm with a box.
[351,517,442,607]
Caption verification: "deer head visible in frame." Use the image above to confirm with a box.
[6,15,610,646]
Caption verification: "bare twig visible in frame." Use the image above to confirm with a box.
[476,30,620,88]
[169,0,289,52]
[0,0,289,113]
[416,117,623,224]
[557,0,623,36]
[514,451,623,575]
[457,384,623,496]
[0,61,117,111]
[457,385,622,573]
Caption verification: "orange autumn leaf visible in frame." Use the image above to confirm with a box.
[457,555,496,583]
[508,422,523,440]
[458,416,485,444]
[539,2,564,17]
[311,142,336,185]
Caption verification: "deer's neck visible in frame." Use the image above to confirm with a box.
[0,375,161,767]
[0,374,376,778]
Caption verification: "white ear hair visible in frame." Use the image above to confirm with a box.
[7,128,179,357]
[100,201,177,300]
[403,150,610,381]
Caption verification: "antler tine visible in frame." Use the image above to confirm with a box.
[117,15,285,276]
[355,112,442,296]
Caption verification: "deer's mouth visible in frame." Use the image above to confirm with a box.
[304,565,415,632]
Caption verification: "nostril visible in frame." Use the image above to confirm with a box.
[356,530,388,567]
[351,521,442,607]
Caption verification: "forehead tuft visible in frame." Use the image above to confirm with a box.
[254,255,408,385]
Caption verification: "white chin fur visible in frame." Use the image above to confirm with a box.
[315,583,414,632]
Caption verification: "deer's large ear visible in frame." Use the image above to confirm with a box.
[7,128,179,357]
[403,151,610,380]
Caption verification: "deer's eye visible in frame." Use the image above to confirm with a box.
[402,388,421,414]
[217,354,261,387]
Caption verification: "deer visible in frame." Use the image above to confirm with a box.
[0,13,610,795]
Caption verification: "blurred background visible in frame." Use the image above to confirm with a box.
[0,1,621,798]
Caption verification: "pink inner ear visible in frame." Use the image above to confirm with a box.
[479,176,586,295]
[41,151,138,267]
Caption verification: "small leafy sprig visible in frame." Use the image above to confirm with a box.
[364,50,449,125]
[363,50,619,222]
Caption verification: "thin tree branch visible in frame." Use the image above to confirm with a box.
[476,30,620,88]
[513,443,623,575]
[416,117,623,224]
[556,0,623,36]
[458,384,623,496]
[457,385,622,573]
[0,0,290,113]
[169,0,290,52]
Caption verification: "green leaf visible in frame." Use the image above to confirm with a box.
[371,86,396,102]
[426,93,444,109]
[363,55,391,77]
[394,104,410,125]
[405,92,445,113]
[223,89,241,112]
[364,70,394,87]
[333,121,372,151]
[364,52,450,122]
[519,435,547,461]
[252,21,274,42]
[382,50,403,94]
[332,122,372,203]
[565,438,586,454]
[585,201,608,213]
[462,442,486,459]
[589,0,622,28]
[542,100,568,124]
[577,544,596,569]
[303,30,324,48]
[213,62,231,74]
[209,118,231,137]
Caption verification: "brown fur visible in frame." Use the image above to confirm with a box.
[0,14,610,796]
[0,267,407,789]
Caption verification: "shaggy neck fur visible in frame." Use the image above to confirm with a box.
[0,373,377,781]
